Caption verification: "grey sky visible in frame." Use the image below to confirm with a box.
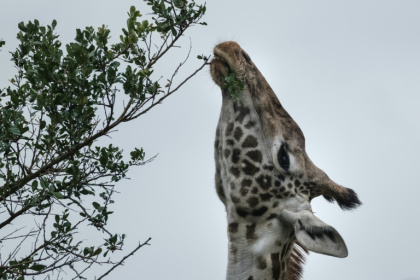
[1,1,420,279]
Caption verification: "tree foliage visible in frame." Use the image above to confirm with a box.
[0,0,207,279]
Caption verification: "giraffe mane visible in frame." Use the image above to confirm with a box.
[284,242,308,280]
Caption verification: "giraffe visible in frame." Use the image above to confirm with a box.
[210,41,361,280]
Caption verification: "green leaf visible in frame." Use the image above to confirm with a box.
[17,21,26,32]
[173,0,187,8]
[31,180,38,191]
[92,248,102,256]
[29,264,46,272]
[109,234,117,244]
[8,126,20,135]
[221,68,244,100]
[130,148,145,161]
[52,192,64,199]
[40,179,47,189]
[83,247,92,256]
[110,61,120,68]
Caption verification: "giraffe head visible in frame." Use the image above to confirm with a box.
[211,41,361,261]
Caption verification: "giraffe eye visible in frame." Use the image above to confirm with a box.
[277,143,289,171]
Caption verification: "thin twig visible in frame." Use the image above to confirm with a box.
[96,238,151,280]
[127,58,209,121]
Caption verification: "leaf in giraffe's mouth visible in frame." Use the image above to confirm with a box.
[221,65,244,100]
[211,54,244,99]
[212,55,229,71]
[212,55,243,100]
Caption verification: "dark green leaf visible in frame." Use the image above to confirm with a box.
[29,264,46,272]
[93,248,102,256]
[17,21,26,31]
[31,180,38,191]
[52,192,64,199]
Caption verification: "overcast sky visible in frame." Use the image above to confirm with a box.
[1,1,420,280]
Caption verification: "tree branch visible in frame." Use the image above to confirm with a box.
[96,238,151,280]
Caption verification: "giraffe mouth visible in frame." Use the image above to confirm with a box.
[210,54,230,87]
[213,53,224,62]
[211,42,253,89]
[212,54,230,72]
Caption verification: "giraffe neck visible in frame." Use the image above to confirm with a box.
[226,217,295,280]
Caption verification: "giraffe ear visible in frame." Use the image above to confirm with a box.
[280,209,348,258]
